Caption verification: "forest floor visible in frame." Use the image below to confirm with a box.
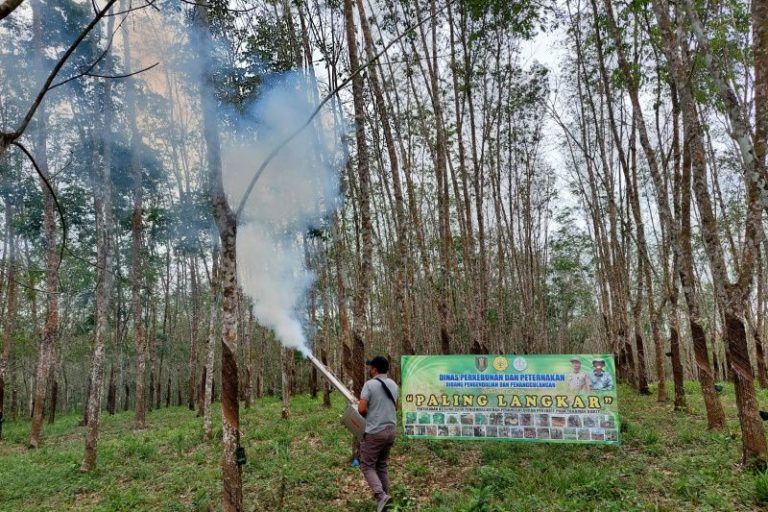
[1,383,768,511]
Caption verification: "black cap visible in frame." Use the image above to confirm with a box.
[366,356,389,373]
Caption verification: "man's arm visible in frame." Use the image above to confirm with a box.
[358,399,369,417]
[358,381,370,416]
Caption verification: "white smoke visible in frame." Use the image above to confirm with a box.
[223,73,343,355]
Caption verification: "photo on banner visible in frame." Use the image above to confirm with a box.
[401,354,620,445]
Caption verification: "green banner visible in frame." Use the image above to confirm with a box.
[401,354,620,445]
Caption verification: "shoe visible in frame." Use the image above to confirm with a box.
[377,494,391,512]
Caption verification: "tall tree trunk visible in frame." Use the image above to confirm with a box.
[121,6,147,430]
[355,0,414,362]
[0,202,17,431]
[415,0,453,354]
[343,0,371,395]
[82,13,115,467]
[669,255,687,409]
[195,5,243,509]
[29,1,60,449]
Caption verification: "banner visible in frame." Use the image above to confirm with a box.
[401,354,620,445]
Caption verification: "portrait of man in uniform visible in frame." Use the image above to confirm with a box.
[565,358,591,392]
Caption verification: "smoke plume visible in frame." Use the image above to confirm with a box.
[223,73,343,355]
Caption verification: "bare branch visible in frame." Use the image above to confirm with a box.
[53,59,159,91]
[49,15,128,91]
[0,0,24,22]
[105,0,159,17]
[0,0,119,154]
[179,0,259,14]
[10,141,67,272]
[88,62,159,80]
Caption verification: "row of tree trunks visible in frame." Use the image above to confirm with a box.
[650,0,766,465]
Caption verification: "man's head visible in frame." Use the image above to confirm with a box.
[592,359,605,374]
[570,358,581,372]
[366,356,389,376]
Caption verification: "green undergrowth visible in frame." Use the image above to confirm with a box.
[1,383,767,511]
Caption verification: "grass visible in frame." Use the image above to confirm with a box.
[0,383,767,511]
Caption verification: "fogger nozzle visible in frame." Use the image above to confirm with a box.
[305,353,357,404]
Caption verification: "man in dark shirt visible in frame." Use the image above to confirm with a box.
[358,356,399,512]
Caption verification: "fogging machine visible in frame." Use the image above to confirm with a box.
[306,353,366,439]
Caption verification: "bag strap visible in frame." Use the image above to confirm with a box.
[375,377,397,405]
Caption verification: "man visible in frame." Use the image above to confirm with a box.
[358,356,399,512]
[591,359,614,391]
[565,357,591,392]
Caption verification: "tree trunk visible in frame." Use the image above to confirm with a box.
[281,348,291,419]
[203,248,219,441]
[47,379,57,425]
[121,5,147,430]
[755,0,768,216]
[342,0,372,395]
[355,0,414,362]
[244,306,254,408]
[106,365,116,415]
[195,5,243,509]
[0,202,17,428]
[29,1,60,449]
[82,14,116,466]
[189,257,200,410]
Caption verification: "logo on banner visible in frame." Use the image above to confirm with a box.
[475,357,488,372]
[493,356,509,372]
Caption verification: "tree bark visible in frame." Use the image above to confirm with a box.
[29,1,60,449]
[81,10,116,468]
[203,248,219,441]
[195,5,242,509]
[342,0,371,395]
[355,0,414,362]
[189,256,200,410]
[0,202,17,428]
[0,0,24,21]
[244,306,254,408]
[121,5,147,430]
[106,364,116,415]
[652,0,764,460]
